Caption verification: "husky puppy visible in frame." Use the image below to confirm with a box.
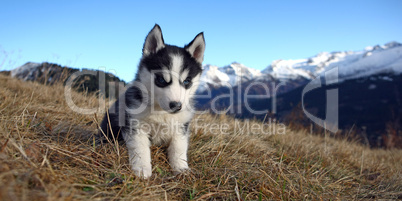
[100,24,205,178]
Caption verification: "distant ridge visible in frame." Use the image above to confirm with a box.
[8,62,124,98]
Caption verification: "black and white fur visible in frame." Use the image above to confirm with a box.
[100,24,205,178]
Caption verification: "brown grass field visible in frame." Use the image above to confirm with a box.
[0,74,401,200]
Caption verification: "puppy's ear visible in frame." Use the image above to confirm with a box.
[185,32,205,64]
[143,24,165,56]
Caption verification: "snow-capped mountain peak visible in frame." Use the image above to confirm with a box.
[262,59,315,80]
[198,62,264,92]
[198,64,230,91]
[219,62,262,85]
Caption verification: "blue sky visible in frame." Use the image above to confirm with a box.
[1,0,401,82]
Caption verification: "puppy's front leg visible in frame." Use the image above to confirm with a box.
[168,127,190,175]
[124,128,152,178]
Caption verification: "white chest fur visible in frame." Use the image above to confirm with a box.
[132,110,193,145]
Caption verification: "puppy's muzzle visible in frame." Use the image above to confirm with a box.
[169,101,182,113]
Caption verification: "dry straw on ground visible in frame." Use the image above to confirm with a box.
[0,74,401,200]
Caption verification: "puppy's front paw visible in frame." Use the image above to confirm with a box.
[171,161,190,176]
[173,167,191,176]
[132,165,152,179]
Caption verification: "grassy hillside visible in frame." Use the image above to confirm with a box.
[0,74,401,200]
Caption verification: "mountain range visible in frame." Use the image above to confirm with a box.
[199,41,402,93]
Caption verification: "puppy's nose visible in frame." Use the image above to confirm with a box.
[169,101,182,112]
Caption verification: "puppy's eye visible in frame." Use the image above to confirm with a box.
[156,76,166,84]
[155,74,169,87]
[183,79,191,86]
[182,78,192,89]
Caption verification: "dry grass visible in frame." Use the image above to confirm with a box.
[0,74,401,200]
